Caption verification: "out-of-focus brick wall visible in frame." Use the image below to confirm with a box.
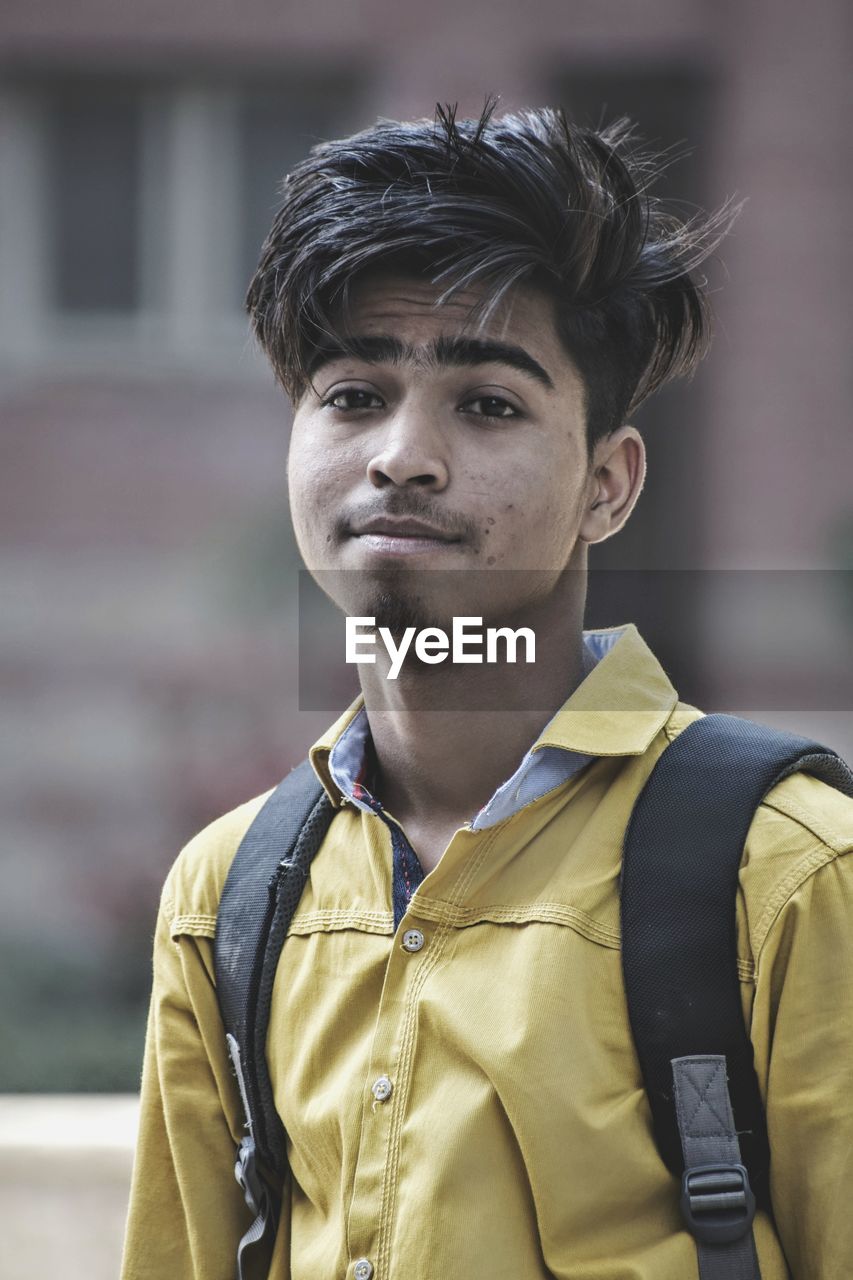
[0,0,849,1091]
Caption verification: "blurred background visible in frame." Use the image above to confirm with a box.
[0,0,850,1270]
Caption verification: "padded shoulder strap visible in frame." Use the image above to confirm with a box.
[214,759,333,1176]
[621,712,853,1208]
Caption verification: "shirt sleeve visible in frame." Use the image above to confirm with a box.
[120,886,286,1280]
[753,848,853,1280]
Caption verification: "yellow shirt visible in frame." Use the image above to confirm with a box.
[121,624,853,1279]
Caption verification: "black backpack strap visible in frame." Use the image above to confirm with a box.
[672,1054,761,1280]
[621,712,853,1279]
[214,759,334,1279]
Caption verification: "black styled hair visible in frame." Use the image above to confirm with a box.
[246,99,738,447]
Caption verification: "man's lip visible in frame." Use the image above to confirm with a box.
[349,518,461,541]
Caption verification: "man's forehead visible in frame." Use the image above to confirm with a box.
[308,271,567,386]
[343,271,540,331]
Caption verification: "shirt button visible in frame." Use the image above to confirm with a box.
[353,1260,374,1280]
[402,928,425,952]
[371,1075,393,1102]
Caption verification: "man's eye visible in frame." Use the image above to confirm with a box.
[461,395,520,420]
[322,388,383,412]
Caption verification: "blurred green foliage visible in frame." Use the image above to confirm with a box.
[0,932,149,1091]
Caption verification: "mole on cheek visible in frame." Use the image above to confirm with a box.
[486,517,495,526]
[487,555,496,565]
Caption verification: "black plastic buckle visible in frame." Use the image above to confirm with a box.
[680,1163,757,1245]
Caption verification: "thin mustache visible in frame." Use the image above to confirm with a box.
[340,502,478,543]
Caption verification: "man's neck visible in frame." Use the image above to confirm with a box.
[356,580,588,831]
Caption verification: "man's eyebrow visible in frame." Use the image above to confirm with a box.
[306,334,555,390]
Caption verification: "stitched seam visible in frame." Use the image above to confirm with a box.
[376,920,447,1270]
[376,824,502,1274]
[409,898,620,946]
[168,908,755,968]
[683,1061,729,1135]
[375,828,486,1269]
[287,920,393,937]
[170,912,217,938]
[761,793,851,853]
[753,845,842,960]
[387,824,500,1254]
[413,896,618,929]
[286,909,393,935]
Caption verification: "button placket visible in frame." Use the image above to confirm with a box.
[346,922,428,1252]
[347,833,481,1278]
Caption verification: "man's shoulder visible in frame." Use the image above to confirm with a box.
[740,761,853,942]
[160,787,275,937]
[662,705,853,960]
[757,766,853,855]
[664,705,853,858]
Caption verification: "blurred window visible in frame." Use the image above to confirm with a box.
[45,80,142,313]
[237,80,362,294]
[8,70,365,337]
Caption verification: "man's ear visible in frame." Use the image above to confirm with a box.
[578,425,646,545]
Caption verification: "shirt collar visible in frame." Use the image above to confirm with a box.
[308,622,678,810]
[532,622,678,757]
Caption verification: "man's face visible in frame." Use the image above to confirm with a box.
[287,272,598,633]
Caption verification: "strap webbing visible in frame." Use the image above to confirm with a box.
[621,713,853,1209]
[673,1056,760,1280]
[214,761,332,1278]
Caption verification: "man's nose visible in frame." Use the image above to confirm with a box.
[365,405,450,490]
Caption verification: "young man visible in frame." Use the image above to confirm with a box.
[121,104,853,1279]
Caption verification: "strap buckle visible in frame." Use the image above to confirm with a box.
[235,1135,267,1219]
[680,1162,757,1245]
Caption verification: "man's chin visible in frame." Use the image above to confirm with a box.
[315,565,558,640]
[365,586,439,639]
[314,566,452,637]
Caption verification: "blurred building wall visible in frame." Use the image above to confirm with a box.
[0,0,850,1090]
